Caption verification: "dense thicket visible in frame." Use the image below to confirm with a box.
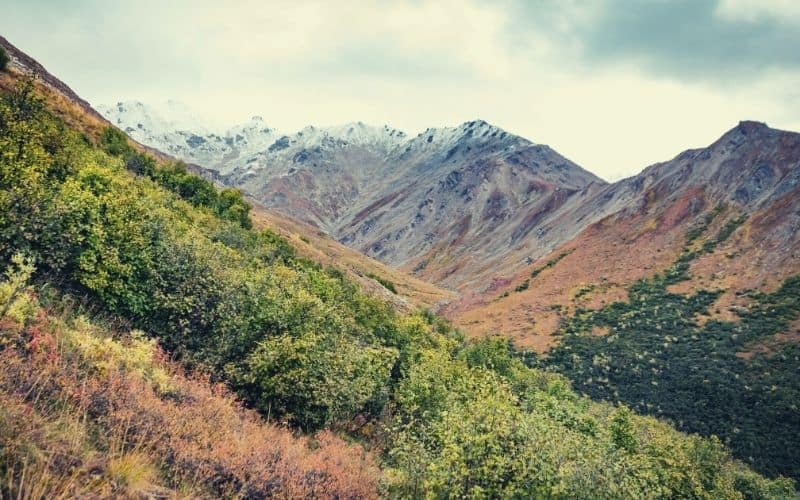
[544,212,800,480]
[0,79,794,497]
[0,80,402,431]
[99,126,253,229]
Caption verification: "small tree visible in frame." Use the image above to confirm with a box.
[99,126,131,156]
[0,47,9,72]
[610,406,637,453]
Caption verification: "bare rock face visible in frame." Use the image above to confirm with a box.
[330,121,605,287]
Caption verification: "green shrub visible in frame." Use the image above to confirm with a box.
[99,126,131,156]
[125,151,156,177]
[366,272,397,294]
[544,217,800,480]
[98,126,252,228]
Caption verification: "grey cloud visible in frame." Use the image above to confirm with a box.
[503,0,800,81]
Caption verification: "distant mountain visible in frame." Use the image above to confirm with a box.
[449,120,800,349]
[99,103,604,287]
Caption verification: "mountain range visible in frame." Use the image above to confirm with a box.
[101,102,606,290]
[100,102,800,333]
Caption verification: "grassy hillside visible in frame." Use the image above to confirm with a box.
[0,73,795,497]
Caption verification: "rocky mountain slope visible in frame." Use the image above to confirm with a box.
[100,103,606,288]
[448,120,800,349]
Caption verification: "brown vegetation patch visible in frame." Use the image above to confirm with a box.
[447,209,684,351]
[250,205,455,311]
[0,307,380,498]
[737,319,800,361]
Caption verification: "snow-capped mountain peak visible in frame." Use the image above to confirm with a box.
[98,101,280,173]
[98,103,533,183]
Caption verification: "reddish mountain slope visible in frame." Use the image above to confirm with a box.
[446,121,800,350]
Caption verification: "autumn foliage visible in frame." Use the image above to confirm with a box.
[0,282,379,498]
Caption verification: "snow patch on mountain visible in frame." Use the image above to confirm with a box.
[98,101,279,174]
[99,101,414,175]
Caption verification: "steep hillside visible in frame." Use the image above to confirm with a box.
[0,265,380,498]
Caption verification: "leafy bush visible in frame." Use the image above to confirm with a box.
[237,330,396,429]
[99,125,252,228]
[99,126,131,156]
[530,250,572,279]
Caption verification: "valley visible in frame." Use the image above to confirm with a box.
[102,80,800,483]
[1,27,799,499]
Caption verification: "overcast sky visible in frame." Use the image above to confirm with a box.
[3,0,799,180]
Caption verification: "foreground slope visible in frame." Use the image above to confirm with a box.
[0,266,380,498]
[1,36,795,497]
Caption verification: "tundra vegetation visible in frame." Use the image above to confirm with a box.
[543,209,800,481]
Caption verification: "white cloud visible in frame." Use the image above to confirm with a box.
[715,0,800,24]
